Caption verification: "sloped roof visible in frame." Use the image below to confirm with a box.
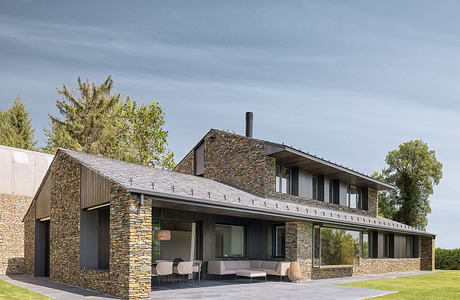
[61,149,433,237]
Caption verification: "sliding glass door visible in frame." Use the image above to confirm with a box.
[152,219,198,263]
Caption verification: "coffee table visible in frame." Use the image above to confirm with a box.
[235,270,267,283]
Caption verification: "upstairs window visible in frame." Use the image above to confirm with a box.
[347,185,363,209]
[276,165,291,194]
[312,176,319,200]
[329,179,340,204]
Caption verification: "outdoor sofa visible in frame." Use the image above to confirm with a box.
[207,260,290,281]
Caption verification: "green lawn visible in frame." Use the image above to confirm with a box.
[0,280,50,300]
[340,270,460,299]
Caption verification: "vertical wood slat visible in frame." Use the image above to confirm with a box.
[80,165,110,209]
[35,175,51,219]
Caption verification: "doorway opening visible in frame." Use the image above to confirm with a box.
[35,219,50,277]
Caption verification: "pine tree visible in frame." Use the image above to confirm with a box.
[45,76,175,169]
[44,76,121,155]
[0,96,37,150]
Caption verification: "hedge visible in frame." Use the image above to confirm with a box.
[435,248,460,270]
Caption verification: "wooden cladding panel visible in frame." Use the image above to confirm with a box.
[194,142,204,176]
[36,175,51,219]
[80,166,110,209]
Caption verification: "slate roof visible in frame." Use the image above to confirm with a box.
[61,149,434,237]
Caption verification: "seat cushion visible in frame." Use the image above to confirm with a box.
[236,270,266,277]
[261,261,277,270]
[239,261,250,269]
[264,269,279,276]
[250,260,263,269]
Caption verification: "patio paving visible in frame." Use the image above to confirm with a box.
[0,271,438,300]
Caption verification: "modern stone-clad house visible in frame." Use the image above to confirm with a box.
[23,116,435,299]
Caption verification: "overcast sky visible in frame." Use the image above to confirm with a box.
[1,0,459,248]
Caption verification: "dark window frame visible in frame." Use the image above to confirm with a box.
[312,176,319,200]
[271,224,286,258]
[329,179,340,205]
[275,164,292,195]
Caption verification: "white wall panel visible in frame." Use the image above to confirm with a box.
[0,145,53,196]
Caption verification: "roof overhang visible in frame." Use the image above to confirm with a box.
[265,142,394,191]
[130,189,434,237]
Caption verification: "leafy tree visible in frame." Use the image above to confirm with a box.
[45,76,175,169]
[0,96,37,150]
[118,98,175,169]
[375,140,442,230]
[371,172,397,218]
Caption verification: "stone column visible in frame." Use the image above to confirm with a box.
[126,196,152,299]
[285,221,313,280]
[111,187,152,300]
[420,236,435,271]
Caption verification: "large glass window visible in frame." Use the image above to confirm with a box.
[272,225,285,257]
[152,220,197,263]
[313,225,321,267]
[275,165,291,194]
[406,235,414,258]
[215,224,245,257]
[362,232,369,258]
[320,227,360,266]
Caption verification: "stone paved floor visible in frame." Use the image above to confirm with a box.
[0,271,438,300]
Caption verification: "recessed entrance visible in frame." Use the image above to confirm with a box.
[35,219,50,277]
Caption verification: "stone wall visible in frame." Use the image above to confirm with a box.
[367,189,378,217]
[23,204,35,276]
[0,193,33,274]
[174,150,194,175]
[420,236,435,271]
[203,130,272,196]
[24,152,152,299]
[285,221,313,279]
[310,258,421,279]
[358,258,421,275]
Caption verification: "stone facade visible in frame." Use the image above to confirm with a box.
[174,150,194,175]
[174,129,377,218]
[420,236,435,271]
[23,203,35,276]
[358,258,421,275]
[23,152,152,299]
[0,193,33,274]
[203,129,272,196]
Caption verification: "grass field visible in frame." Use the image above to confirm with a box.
[340,270,460,299]
[0,280,50,300]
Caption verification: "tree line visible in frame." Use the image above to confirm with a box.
[0,76,175,169]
